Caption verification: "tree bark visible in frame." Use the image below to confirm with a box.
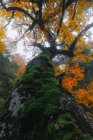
[59,93,93,136]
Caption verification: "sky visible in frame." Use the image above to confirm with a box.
[6,22,34,62]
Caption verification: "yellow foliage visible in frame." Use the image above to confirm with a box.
[53,65,61,76]
[0,26,6,39]
[0,23,6,52]
[75,88,93,107]
[53,65,66,76]
[77,54,90,63]
[0,9,12,18]
[14,11,23,18]
[0,41,5,52]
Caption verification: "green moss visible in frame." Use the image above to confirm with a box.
[47,113,92,140]
[17,54,93,140]
[0,98,5,109]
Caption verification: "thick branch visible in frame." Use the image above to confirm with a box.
[31,43,47,52]
[47,31,57,48]
[55,49,71,57]
[0,0,35,21]
[1,0,45,32]
[69,22,93,56]
[0,0,57,52]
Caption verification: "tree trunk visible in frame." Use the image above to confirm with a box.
[1,53,93,140]
[60,93,93,136]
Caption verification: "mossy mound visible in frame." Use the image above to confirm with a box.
[17,54,92,140]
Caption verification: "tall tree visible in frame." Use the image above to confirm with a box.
[0,0,93,139]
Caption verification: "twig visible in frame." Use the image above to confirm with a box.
[5,11,15,27]
[72,0,78,20]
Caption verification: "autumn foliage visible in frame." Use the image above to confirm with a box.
[62,62,84,91]
[14,54,26,77]
[54,60,93,107]
[0,25,6,52]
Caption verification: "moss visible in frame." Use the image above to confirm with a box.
[17,54,93,140]
[0,98,5,109]
[47,113,92,140]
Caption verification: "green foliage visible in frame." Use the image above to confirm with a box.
[0,98,5,109]
[47,113,92,140]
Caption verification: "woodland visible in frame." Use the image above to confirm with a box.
[0,0,93,140]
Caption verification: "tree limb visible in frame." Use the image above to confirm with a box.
[57,0,66,36]
[69,22,93,56]
[31,43,47,52]
[55,49,71,57]
[0,0,35,21]
[0,0,57,52]
[72,0,78,20]
[65,0,76,9]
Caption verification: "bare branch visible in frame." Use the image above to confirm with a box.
[72,0,78,20]
[5,10,15,27]
[57,0,66,36]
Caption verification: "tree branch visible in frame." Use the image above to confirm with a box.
[0,0,45,34]
[28,21,37,31]
[31,43,47,52]
[57,0,66,36]
[38,1,43,21]
[72,0,78,20]
[55,49,71,57]
[65,0,76,9]
[5,10,15,27]
[0,0,35,21]
[69,22,93,56]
